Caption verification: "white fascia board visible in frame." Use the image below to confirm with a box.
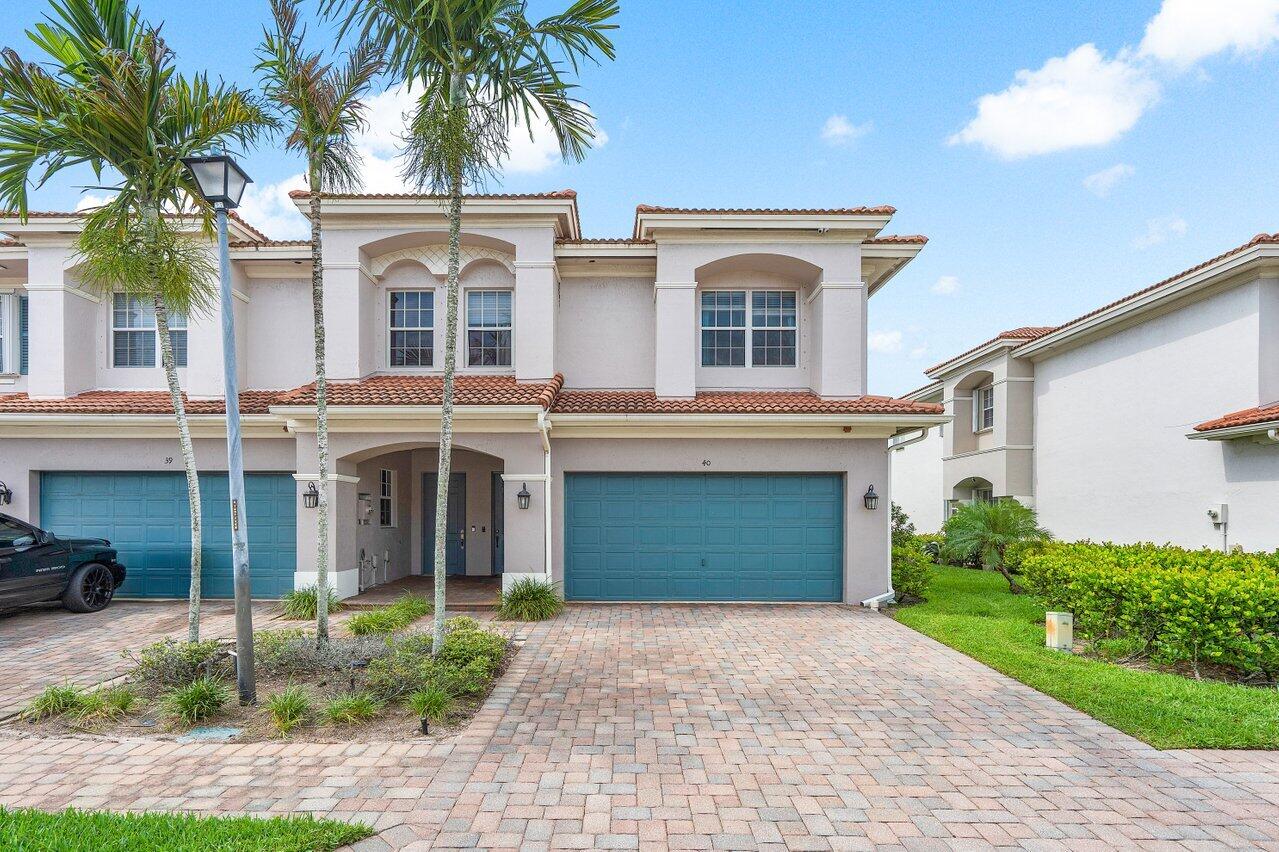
[634,213,892,240]
[548,413,947,440]
[554,243,658,259]
[1018,246,1279,359]
[925,340,1020,380]
[1185,422,1279,441]
[269,404,544,419]
[231,245,311,262]
[0,413,286,439]
[294,197,579,239]
[901,381,944,403]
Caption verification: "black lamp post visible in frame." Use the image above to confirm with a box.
[181,148,256,705]
[516,483,531,510]
[863,484,879,511]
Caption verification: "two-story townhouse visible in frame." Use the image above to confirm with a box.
[0,192,944,604]
[892,231,1279,551]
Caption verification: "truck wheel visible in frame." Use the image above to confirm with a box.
[62,563,116,613]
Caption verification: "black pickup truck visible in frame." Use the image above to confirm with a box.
[0,513,126,613]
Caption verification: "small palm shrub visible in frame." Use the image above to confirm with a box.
[497,578,564,621]
[347,594,433,636]
[25,685,84,720]
[129,639,232,687]
[72,686,137,722]
[279,586,341,620]
[322,692,381,725]
[942,499,1050,593]
[408,685,454,725]
[265,686,312,735]
[162,676,229,725]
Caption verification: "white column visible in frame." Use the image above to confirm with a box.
[514,260,557,381]
[323,263,367,382]
[654,282,697,398]
[24,244,88,399]
[811,281,866,398]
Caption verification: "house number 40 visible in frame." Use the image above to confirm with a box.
[701,459,711,466]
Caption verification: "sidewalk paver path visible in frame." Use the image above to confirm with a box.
[1,604,1277,850]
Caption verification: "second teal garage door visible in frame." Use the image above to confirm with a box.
[565,473,843,601]
[40,472,297,599]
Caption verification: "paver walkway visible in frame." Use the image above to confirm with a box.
[0,604,1277,850]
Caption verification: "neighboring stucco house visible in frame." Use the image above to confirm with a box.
[0,193,943,604]
[892,231,1279,552]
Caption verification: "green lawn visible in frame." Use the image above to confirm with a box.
[894,566,1279,750]
[0,808,371,852]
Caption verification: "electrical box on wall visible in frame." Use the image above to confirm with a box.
[1207,503,1228,527]
[357,493,373,526]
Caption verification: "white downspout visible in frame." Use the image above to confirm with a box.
[537,409,552,582]
[1267,428,1279,444]
[868,428,934,609]
[889,426,931,452]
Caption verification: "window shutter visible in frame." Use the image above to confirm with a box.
[18,295,28,375]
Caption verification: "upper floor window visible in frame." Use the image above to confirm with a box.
[467,290,512,367]
[112,294,186,368]
[973,385,995,432]
[389,290,434,367]
[700,290,797,367]
[0,293,29,375]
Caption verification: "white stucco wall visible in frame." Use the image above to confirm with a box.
[1034,280,1279,550]
[245,278,313,390]
[556,277,654,389]
[890,427,945,533]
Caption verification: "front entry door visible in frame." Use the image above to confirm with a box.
[423,473,466,576]
[491,472,504,575]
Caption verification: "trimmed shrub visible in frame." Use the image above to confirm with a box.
[129,639,232,688]
[279,586,341,620]
[892,541,934,603]
[162,676,229,725]
[254,629,388,677]
[409,685,454,725]
[265,686,312,735]
[1024,542,1279,679]
[496,578,564,621]
[363,634,435,700]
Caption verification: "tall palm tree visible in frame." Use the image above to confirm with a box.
[257,0,381,645]
[328,0,618,651]
[943,499,1051,594]
[0,0,271,641]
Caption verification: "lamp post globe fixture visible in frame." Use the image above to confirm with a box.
[181,149,257,704]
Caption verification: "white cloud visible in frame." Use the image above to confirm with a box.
[1139,0,1279,67]
[1132,214,1188,249]
[949,44,1160,159]
[820,115,873,147]
[931,275,960,295]
[74,193,113,212]
[238,84,607,239]
[868,330,904,354]
[1083,163,1135,197]
[909,344,929,359]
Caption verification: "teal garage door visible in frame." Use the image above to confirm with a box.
[40,472,297,599]
[565,473,843,602]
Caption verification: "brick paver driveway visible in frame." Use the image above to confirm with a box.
[1,604,1277,850]
[0,600,288,715]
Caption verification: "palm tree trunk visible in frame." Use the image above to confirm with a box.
[155,294,203,641]
[309,181,332,645]
[431,73,467,654]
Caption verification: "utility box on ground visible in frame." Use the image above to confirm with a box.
[1046,611,1073,651]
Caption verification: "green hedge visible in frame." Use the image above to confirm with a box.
[1023,542,1279,679]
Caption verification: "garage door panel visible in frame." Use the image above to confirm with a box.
[40,472,296,599]
[565,473,843,602]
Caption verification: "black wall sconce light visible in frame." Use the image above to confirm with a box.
[863,484,879,510]
[303,482,320,509]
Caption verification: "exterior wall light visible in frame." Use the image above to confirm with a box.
[0,481,11,505]
[516,483,531,510]
[863,484,879,511]
[303,482,320,509]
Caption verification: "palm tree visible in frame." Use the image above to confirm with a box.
[0,0,271,641]
[943,499,1051,593]
[328,0,618,651]
[257,0,381,645]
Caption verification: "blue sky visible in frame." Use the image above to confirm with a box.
[4,0,1279,394]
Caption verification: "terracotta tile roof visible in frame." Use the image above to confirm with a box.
[555,238,655,245]
[289,189,577,201]
[0,391,278,415]
[0,238,21,247]
[0,209,271,242]
[1015,232,1279,352]
[635,204,896,216]
[550,389,943,416]
[273,373,564,409]
[228,239,312,248]
[864,234,928,245]
[1193,403,1279,433]
[926,327,1055,375]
